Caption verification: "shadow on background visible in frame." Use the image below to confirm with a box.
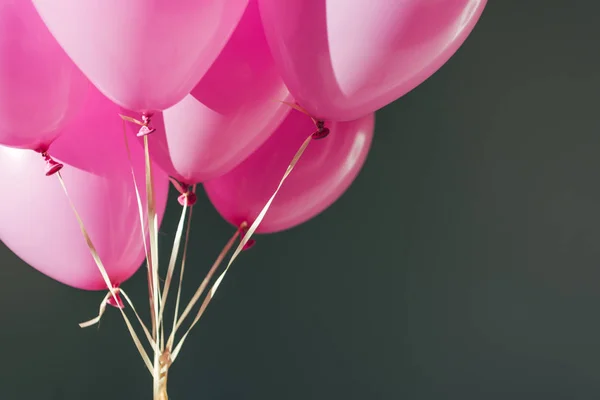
[2,1,600,398]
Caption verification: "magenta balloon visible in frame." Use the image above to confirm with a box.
[204,111,374,233]
[258,0,487,121]
[0,87,169,291]
[133,0,291,184]
[0,0,88,150]
[32,0,249,113]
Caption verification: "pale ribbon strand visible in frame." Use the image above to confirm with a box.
[166,228,240,351]
[171,133,314,361]
[120,115,161,334]
[121,118,157,341]
[141,133,162,398]
[171,185,196,349]
[79,291,111,329]
[56,172,153,373]
[119,289,159,354]
[78,288,157,354]
[158,197,189,335]
[139,126,161,342]
[120,114,162,397]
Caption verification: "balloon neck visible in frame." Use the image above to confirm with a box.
[40,151,64,176]
[311,120,330,140]
[106,285,125,309]
[137,113,156,137]
[239,222,256,251]
[177,183,197,206]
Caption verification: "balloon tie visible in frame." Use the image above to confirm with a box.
[40,151,63,176]
[178,184,197,207]
[137,113,156,137]
[118,112,157,137]
[106,284,125,309]
[239,222,256,251]
[169,177,197,206]
[312,120,330,140]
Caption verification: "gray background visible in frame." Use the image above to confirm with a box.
[2,0,600,398]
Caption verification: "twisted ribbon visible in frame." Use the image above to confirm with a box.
[169,103,329,360]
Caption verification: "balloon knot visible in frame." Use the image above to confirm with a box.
[106,285,125,309]
[137,113,156,137]
[40,151,63,176]
[239,223,256,251]
[176,183,197,206]
[311,120,330,140]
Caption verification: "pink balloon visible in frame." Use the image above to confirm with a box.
[0,0,88,150]
[135,0,291,184]
[32,0,249,113]
[204,110,374,234]
[0,87,169,291]
[258,0,487,121]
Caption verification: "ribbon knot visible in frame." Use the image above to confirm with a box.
[106,284,125,309]
[118,113,156,137]
[137,114,156,137]
[169,178,197,206]
[79,284,124,328]
[41,152,64,176]
[35,146,64,176]
[311,120,330,140]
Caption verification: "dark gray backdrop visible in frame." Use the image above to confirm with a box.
[2,1,600,398]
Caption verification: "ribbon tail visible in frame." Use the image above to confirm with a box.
[79,292,111,328]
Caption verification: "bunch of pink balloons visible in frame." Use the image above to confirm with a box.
[0,0,486,292]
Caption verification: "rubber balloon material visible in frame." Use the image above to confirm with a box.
[258,0,487,121]
[203,110,375,234]
[0,0,88,150]
[32,0,249,112]
[134,0,291,184]
[0,87,169,291]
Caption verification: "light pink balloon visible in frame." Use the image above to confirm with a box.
[0,87,169,291]
[204,110,374,234]
[258,0,487,121]
[128,0,291,184]
[32,0,249,113]
[0,0,88,150]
